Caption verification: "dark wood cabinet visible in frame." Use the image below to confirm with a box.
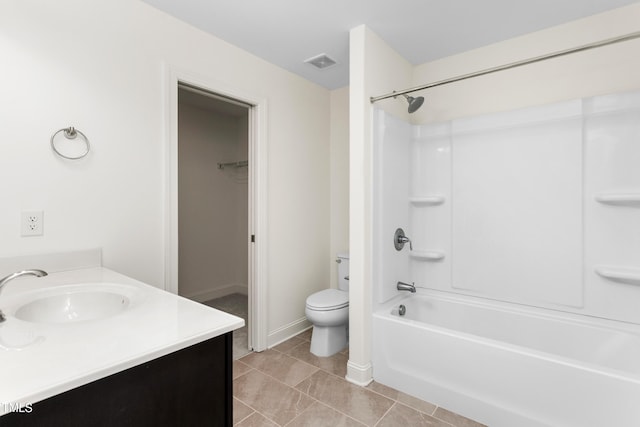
[1,332,233,427]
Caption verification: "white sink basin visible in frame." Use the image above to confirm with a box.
[11,285,135,324]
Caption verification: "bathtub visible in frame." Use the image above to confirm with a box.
[372,291,640,427]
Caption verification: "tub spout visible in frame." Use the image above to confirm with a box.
[397,281,416,293]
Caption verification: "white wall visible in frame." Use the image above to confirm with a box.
[0,0,330,347]
[178,101,248,301]
[410,3,640,124]
[355,3,640,386]
[329,87,349,288]
[376,90,640,325]
[348,25,413,385]
[372,110,412,305]
[404,2,640,325]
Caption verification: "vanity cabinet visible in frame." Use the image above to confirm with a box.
[2,332,233,426]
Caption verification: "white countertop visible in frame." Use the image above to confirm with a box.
[0,267,244,415]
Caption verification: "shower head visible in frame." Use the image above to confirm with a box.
[403,94,424,113]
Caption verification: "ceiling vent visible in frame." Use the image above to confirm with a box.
[304,53,337,70]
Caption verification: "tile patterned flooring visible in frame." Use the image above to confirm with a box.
[233,329,486,427]
[204,293,251,359]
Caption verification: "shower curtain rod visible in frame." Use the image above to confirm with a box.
[370,30,640,103]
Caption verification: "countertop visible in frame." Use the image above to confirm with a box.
[0,267,244,415]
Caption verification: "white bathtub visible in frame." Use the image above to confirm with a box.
[372,291,640,427]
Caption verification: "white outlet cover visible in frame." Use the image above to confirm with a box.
[21,210,44,236]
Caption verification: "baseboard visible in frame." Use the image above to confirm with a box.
[182,284,248,303]
[345,360,373,386]
[267,317,312,348]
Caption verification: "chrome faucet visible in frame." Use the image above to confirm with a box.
[0,269,48,323]
[394,228,412,251]
[396,281,416,293]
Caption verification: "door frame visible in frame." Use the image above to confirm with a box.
[164,66,268,352]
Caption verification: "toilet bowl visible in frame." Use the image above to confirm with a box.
[305,253,349,357]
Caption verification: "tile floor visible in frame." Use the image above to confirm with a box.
[204,293,251,359]
[233,329,486,427]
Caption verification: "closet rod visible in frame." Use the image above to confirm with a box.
[370,30,640,103]
[217,160,248,170]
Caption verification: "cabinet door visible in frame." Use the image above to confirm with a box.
[2,333,233,426]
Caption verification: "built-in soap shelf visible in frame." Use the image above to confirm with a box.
[594,193,640,206]
[409,196,445,206]
[410,251,445,261]
[595,266,640,285]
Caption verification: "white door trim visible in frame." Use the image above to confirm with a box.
[164,65,269,352]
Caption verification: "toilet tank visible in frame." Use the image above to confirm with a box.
[336,253,349,291]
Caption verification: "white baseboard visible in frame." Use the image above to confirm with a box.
[183,284,248,303]
[267,317,312,348]
[346,360,373,386]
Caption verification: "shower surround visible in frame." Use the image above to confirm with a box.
[371,89,640,426]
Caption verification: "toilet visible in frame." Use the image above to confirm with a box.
[305,253,349,357]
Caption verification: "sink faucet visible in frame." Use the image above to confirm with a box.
[0,269,48,322]
[397,281,416,293]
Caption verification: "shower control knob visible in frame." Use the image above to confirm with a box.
[394,228,412,251]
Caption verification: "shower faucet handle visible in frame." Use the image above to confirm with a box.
[394,228,412,251]
[398,235,413,250]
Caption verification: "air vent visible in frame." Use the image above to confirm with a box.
[304,53,337,70]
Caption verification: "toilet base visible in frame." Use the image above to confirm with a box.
[310,324,347,357]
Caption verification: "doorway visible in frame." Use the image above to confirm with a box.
[165,71,269,356]
[178,84,250,358]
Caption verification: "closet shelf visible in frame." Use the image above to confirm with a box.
[217,160,248,170]
[595,266,640,285]
[594,193,640,206]
[410,251,445,261]
[409,196,445,206]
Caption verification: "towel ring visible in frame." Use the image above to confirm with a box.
[50,127,90,160]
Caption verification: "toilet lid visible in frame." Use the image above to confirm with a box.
[306,289,349,311]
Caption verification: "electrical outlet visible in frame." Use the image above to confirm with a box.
[21,210,44,236]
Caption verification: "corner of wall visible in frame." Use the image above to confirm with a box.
[329,86,350,288]
[349,24,414,387]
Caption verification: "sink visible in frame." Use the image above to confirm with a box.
[12,285,133,324]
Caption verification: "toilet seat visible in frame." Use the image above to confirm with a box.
[306,289,348,311]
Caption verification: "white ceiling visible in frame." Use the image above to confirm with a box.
[143,0,639,90]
